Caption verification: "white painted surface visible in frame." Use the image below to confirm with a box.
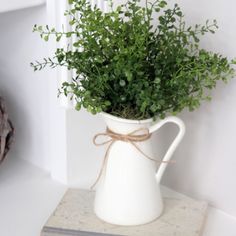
[46,0,70,184]
[203,208,236,236]
[0,0,45,13]
[94,114,185,225]
[0,157,235,236]
[66,109,104,187]
[0,157,66,236]
[163,0,236,218]
[0,5,53,171]
[0,3,69,183]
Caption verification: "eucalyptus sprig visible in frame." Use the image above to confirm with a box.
[31,0,236,119]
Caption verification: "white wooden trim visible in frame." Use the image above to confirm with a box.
[0,0,45,13]
[47,0,74,108]
[46,0,69,184]
[44,0,108,184]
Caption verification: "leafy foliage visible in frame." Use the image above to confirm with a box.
[31,0,236,119]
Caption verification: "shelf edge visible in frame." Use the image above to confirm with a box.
[0,0,46,14]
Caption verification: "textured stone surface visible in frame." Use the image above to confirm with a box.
[41,187,208,236]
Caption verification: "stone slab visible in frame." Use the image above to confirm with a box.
[41,187,208,236]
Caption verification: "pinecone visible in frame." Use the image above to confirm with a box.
[0,97,14,164]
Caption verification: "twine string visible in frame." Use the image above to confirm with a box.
[91,127,174,189]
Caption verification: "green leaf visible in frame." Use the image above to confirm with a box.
[119,80,126,87]
[176,11,182,17]
[56,35,62,42]
[158,1,167,8]
[44,35,49,41]
[75,102,81,111]
[125,70,133,81]
[66,32,72,37]
[69,20,75,26]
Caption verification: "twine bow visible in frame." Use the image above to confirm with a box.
[91,127,173,189]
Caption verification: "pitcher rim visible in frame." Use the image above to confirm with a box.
[100,112,154,124]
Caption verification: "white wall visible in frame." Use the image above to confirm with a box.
[0,5,60,172]
[66,109,104,187]
[163,0,236,217]
[65,0,236,219]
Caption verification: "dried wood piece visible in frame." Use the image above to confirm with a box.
[0,97,14,164]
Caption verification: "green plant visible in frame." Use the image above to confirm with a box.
[31,0,236,119]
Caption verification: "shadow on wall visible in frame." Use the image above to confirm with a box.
[162,80,236,217]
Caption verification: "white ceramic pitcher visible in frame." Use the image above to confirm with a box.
[94,112,185,226]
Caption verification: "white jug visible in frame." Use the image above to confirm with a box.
[94,112,185,226]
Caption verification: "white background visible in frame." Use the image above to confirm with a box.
[0,0,236,221]
[0,5,53,171]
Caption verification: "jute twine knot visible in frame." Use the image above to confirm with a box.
[91,127,174,189]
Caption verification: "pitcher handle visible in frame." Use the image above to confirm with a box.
[149,116,185,183]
